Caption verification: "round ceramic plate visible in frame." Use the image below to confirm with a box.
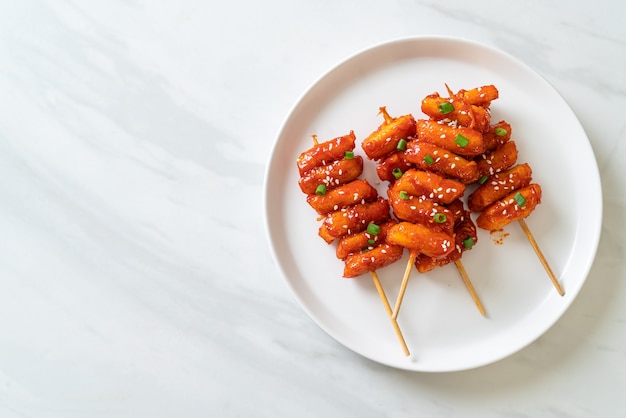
[264,36,602,372]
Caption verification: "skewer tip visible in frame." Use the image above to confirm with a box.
[517,219,565,296]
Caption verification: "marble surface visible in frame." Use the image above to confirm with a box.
[0,1,624,417]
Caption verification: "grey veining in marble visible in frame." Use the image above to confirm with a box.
[0,0,625,417]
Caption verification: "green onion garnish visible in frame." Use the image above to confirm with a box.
[392,167,403,180]
[455,134,469,148]
[438,101,454,114]
[494,127,508,137]
[399,191,410,200]
[367,222,381,236]
[315,184,327,196]
[396,139,407,151]
[478,175,489,185]
[463,237,475,249]
[514,192,527,207]
[344,150,354,159]
[367,239,376,245]
[423,154,434,166]
[433,213,447,223]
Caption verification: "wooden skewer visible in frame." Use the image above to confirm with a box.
[392,251,417,320]
[370,271,410,356]
[454,260,486,316]
[518,219,565,296]
[310,135,410,354]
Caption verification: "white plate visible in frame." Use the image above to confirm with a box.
[264,36,602,372]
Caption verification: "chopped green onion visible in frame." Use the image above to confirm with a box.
[367,222,381,236]
[396,138,407,151]
[423,154,434,166]
[514,192,527,207]
[315,184,327,196]
[433,213,447,223]
[399,191,410,200]
[455,134,469,148]
[438,101,454,114]
[463,237,475,249]
[494,127,508,137]
[392,167,403,180]
[367,239,376,245]
[344,150,354,159]
[478,175,489,185]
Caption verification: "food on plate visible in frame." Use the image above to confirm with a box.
[414,199,478,273]
[318,197,391,244]
[386,221,455,259]
[307,179,378,216]
[297,130,411,355]
[404,141,479,184]
[468,163,532,212]
[295,81,563,355]
[361,107,416,161]
[475,140,518,179]
[475,184,543,231]
[296,132,404,278]
[360,100,486,318]
[415,119,485,157]
[297,131,357,176]
[297,155,363,194]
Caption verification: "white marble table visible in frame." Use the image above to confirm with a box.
[0,1,624,417]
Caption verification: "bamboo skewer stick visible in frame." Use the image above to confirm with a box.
[310,135,410,355]
[518,219,565,296]
[454,260,486,316]
[392,251,417,320]
[370,271,410,356]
